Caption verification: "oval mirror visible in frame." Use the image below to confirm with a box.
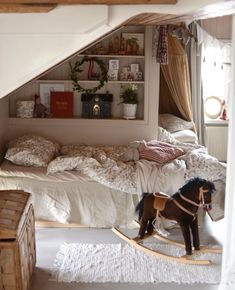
[204,96,222,119]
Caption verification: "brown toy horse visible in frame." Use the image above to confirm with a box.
[135,177,215,255]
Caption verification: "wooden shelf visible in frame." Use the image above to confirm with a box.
[205,119,229,127]
[79,54,145,59]
[8,117,147,126]
[37,79,144,84]
[9,26,147,124]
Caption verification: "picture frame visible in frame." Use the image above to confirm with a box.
[39,83,65,111]
[121,33,144,56]
[109,59,119,70]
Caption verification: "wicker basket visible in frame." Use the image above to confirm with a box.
[0,190,36,290]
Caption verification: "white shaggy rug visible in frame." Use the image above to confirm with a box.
[52,243,221,284]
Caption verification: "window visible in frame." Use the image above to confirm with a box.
[201,42,231,120]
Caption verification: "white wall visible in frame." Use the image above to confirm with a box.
[0,97,9,161]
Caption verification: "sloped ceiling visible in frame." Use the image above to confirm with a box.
[0,0,234,99]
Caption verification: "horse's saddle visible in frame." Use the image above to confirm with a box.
[153,192,171,211]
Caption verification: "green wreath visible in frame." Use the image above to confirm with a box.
[69,57,108,94]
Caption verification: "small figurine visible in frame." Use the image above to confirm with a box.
[119,37,126,55]
[33,94,50,118]
[220,100,228,120]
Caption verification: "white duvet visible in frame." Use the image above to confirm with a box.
[45,136,226,196]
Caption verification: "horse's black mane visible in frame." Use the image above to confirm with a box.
[179,177,215,195]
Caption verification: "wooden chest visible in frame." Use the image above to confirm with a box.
[0,190,36,290]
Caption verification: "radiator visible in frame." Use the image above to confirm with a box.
[205,124,228,162]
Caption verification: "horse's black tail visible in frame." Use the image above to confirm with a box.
[135,192,149,221]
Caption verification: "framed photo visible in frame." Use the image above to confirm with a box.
[39,83,65,111]
[108,69,119,81]
[122,33,144,56]
[109,59,119,70]
[130,63,139,73]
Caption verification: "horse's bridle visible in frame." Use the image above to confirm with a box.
[173,187,210,219]
[179,187,209,208]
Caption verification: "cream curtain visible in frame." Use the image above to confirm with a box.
[160,36,194,125]
[187,22,206,145]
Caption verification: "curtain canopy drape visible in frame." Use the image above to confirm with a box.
[187,22,205,145]
[160,35,194,126]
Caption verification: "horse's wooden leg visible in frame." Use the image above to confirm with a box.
[179,221,192,255]
[137,217,149,239]
[189,218,200,250]
[146,217,155,235]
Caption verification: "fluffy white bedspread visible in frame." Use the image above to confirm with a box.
[46,135,226,197]
[47,145,137,194]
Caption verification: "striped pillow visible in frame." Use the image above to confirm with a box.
[139,142,185,164]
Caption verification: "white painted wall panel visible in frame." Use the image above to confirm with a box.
[201,15,232,40]
[206,125,228,161]
[7,118,157,145]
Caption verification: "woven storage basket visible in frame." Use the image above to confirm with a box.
[0,190,36,290]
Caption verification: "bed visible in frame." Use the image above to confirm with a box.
[0,131,226,227]
[0,160,137,227]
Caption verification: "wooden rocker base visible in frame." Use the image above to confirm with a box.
[132,220,222,254]
[112,227,212,265]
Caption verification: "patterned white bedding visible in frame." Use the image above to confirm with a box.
[0,129,226,225]
[45,139,226,194]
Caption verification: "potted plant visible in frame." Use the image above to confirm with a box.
[120,84,138,119]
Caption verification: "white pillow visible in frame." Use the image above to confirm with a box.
[157,127,177,144]
[159,114,194,133]
[171,130,198,144]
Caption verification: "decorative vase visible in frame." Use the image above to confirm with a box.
[122,103,137,119]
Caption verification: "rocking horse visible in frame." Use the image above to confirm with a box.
[112,177,222,265]
[135,177,215,255]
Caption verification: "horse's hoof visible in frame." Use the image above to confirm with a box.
[132,236,142,242]
[146,232,153,236]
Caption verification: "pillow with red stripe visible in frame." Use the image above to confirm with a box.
[139,142,185,164]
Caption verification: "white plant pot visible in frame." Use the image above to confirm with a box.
[122,103,137,119]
